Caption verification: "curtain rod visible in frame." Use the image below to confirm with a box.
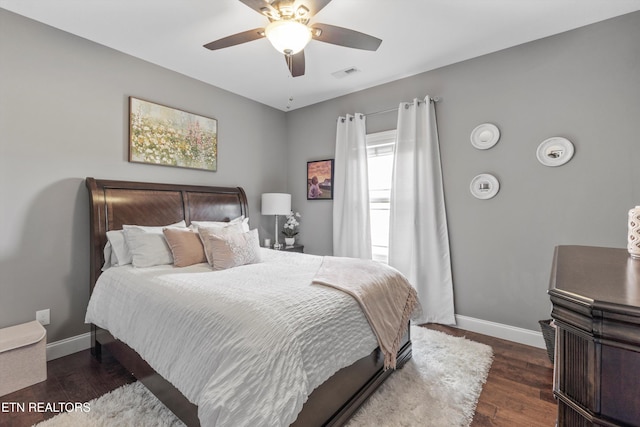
[365,97,441,117]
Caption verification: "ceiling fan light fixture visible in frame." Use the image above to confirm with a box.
[265,20,311,55]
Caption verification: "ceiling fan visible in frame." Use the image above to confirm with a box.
[203,0,382,77]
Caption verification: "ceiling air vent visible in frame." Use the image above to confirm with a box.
[331,66,361,79]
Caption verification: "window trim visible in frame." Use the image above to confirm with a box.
[366,129,397,148]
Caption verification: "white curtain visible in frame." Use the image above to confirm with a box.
[389,97,455,324]
[333,113,372,259]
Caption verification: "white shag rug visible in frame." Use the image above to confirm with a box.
[36,326,493,427]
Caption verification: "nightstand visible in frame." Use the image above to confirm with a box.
[278,244,304,253]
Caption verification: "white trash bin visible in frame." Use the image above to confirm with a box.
[0,320,47,397]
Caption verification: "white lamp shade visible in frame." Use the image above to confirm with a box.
[264,20,311,55]
[261,193,291,215]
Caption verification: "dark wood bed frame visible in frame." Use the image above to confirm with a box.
[86,177,412,427]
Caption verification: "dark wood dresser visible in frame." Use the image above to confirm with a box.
[549,245,640,427]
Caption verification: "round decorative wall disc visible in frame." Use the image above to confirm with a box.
[536,137,574,167]
[470,123,500,150]
[470,173,500,199]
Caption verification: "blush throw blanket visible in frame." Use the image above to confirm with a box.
[313,256,419,369]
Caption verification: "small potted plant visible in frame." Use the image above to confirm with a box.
[282,211,301,246]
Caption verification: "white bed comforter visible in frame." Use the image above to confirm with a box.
[85,249,378,427]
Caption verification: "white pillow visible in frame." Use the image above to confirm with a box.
[102,241,114,271]
[190,216,249,232]
[104,220,186,268]
[123,228,171,268]
[106,229,131,266]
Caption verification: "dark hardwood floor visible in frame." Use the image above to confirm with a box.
[0,350,135,427]
[0,325,556,427]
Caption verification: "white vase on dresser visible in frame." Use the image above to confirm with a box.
[629,206,640,259]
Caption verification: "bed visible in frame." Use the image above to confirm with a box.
[85,177,412,426]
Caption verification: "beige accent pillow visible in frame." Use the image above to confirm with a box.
[199,228,261,270]
[162,228,207,267]
[197,223,245,266]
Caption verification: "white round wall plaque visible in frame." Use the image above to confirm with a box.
[470,123,500,150]
[470,173,500,200]
[536,137,574,167]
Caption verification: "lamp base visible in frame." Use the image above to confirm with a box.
[273,215,282,250]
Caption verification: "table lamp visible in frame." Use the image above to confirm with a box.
[261,193,291,250]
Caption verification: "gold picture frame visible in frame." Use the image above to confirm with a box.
[129,97,217,171]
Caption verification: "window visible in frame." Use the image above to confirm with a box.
[366,130,396,263]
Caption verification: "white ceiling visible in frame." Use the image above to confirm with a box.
[2,0,639,111]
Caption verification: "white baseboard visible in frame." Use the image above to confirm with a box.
[46,315,545,362]
[46,332,92,361]
[454,314,546,349]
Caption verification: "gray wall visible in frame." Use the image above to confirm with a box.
[2,8,639,343]
[0,10,288,341]
[286,11,640,330]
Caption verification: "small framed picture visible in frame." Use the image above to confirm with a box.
[307,159,334,200]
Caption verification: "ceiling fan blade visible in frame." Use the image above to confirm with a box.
[312,23,382,51]
[285,51,305,77]
[238,0,280,19]
[203,28,265,50]
[294,0,333,18]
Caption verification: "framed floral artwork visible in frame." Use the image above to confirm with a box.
[307,159,334,200]
[129,97,217,171]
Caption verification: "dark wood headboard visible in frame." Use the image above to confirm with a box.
[85,177,248,291]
